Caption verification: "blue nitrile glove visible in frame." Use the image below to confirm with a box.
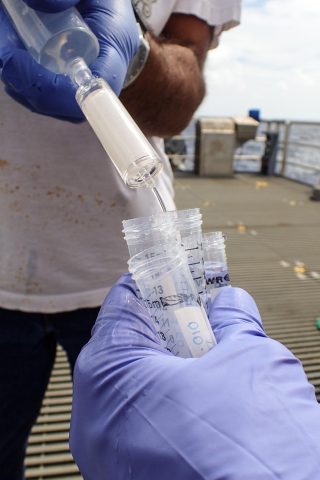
[70,274,320,480]
[0,0,139,119]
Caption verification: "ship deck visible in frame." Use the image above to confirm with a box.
[25,173,320,479]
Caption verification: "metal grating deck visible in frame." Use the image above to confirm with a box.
[175,174,320,398]
[25,348,82,480]
[26,348,81,479]
[25,173,320,478]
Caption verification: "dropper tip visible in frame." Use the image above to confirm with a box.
[67,57,93,87]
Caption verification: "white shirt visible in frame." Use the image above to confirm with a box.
[0,0,241,312]
[134,0,241,46]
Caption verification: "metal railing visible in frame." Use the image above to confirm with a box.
[232,120,320,185]
[280,121,320,181]
[166,119,320,186]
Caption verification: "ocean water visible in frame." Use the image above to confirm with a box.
[168,119,320,187]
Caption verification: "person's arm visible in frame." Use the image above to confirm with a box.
[120,14,214,137]
[0,2,212,127]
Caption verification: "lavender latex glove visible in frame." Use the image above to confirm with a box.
[0,0,139,119]
[70,274,320,480]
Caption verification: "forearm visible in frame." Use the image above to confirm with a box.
[120,33,206,138]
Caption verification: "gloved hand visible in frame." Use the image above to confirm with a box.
[70,274,320,480]
[0,0,139,119]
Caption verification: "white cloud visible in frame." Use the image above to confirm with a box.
[197,0,320,121]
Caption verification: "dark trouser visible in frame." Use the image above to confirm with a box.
[0,306,100,480]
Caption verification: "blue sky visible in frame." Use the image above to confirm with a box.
[197,0,320,121]
[245,0,267,7]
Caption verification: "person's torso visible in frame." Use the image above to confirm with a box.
[0,90,175,312]
[0,0,241,312]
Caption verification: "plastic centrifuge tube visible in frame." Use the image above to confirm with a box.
[167,209,207,304]
[122,211,180,257]
[123,209,207,301]
[123,211,180,301]
[202,231,231,310]
[2,0,163,189]
[128,243,216,358]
